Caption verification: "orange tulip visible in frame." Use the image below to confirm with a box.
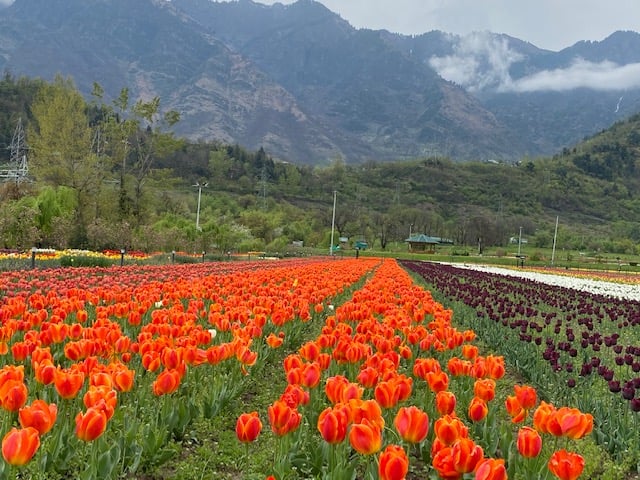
[468,396,488,422]
[236,411,262,443]
[349,418,382,455]
[19,400,58,435]
[374,380,400,409]
[152,369,182,396]
[473,378,496,402]
[514,384,537,410]
[378,444,409,480]
[268,399,302,436]
[1,427,40,466]
[547,449,585,480]
[111,366,135,393]
[0,379,28,412]
[425,370,449,393]
[75,406,108,441]
[325,375,350,404]
[533,401,556,434]
[317,406,349,444]
[348,398,384,429]
[280,384,310,408]
[301,362,321,389]
[394,406,429,444]
[485,355,506,380]
[265,333,283,348]
[475,458,508,480]
[54,367,85,400]
[552,407,594,440]
[452,437,484,473]
[83,386,117,421]
[413,357,442,379]
[517,426,542,458]
[435,390,456,416]
[505,395,526,423]
[34,360,56,385]
[356,366,379,389]
[434,415,468,446]
[431,446,459,480]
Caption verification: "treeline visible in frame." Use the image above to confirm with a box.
[1,73,640,256]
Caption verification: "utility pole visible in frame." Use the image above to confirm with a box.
[194,182,208,231]
[330,190,337,255]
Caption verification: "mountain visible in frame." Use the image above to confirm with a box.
[0,0,639,165]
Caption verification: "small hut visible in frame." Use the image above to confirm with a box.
[406,234,441,253]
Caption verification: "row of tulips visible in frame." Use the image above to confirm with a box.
[401,260,639,466]
[0,257,380,478]
[236,259,594,479]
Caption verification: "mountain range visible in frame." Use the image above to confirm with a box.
[1,0,639,165]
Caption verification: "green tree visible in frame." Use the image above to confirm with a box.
[129,97,182,222]
[28,75,100,246]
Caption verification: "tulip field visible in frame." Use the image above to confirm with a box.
[0,256,628,479]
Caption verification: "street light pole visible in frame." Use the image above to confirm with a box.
[194,182,208,231]
[330,190,337,255]
[518,226,523,256]
[409,223,413,239]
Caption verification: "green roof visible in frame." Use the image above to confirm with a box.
[406,234,441,244]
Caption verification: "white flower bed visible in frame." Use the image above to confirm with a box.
[451,263,640,302]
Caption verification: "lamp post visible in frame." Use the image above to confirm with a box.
[330,190,337,256]
[409,223,413,239]
[194,182,208,231]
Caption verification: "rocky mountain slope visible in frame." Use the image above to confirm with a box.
[1,0,638,165]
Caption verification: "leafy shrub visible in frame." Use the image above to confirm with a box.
[59,255,114,268]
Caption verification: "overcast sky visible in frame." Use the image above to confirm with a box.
[257,0,640,51]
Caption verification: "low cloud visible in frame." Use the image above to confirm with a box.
[429,32,522,92]
[430,32,640,93]
[505,59,640,92]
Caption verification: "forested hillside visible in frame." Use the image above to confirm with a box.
[1,74,640,256]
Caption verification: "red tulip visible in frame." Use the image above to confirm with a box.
[514,384,537,410]
[434,415,468,446]
[75,406,108,441]
[317,406,348,444]
[152,369,182,396]
[425,370,449,393]
[374,380,400,409]
[19,400,58,435]
[452,437,484,473]
[0,379,28,412]
[378,444,409,480]
[475,458,508,480]
[505,395,526,423]
[268,399,301,436]
[547,449,585,480]
[468,396,488,422]
[349,418,382,455]
[394,406,429,444]
[236,411,262,443]
[54,367,85,400]
[517,426,542,458]
[2,427,40,466]
[436,390,457,416]
[473,378,496,402]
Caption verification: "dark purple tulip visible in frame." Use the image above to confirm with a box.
[630,398,640,412]
[616,356,625,366]
[567,378,576,388]
[609,381,621,393]
[623,387,635,400]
